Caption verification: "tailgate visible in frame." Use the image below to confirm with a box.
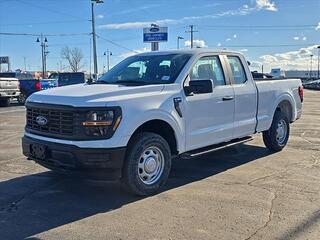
[0,78,19,90]
[40,79,58,90]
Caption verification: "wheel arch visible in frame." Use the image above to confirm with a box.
[273,93,296,123]
[128,119,180,155]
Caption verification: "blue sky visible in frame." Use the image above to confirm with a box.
[0,0,319,73]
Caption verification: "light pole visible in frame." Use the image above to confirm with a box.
[36,34,48,78]
[91,0,103,79]
[104,49,112,72]
[317,46,320,79]
[310,54,314,80]
[177,36,184,49]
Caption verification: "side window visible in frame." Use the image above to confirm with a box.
[227,56,247,84]
[189,56,225,86]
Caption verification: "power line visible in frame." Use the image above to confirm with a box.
[15,0,88,21]
[96,34,138,53]
[200,24,317,28]
[0,19,89,26]
[222,43,319,48]
[0,32,90,37]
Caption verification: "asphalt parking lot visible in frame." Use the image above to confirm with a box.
[0,90,319,240]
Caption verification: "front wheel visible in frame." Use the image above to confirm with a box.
[121,132,171,196]
[263,111,290,151]
[18,93,27,105]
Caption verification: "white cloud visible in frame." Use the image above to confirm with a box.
[184,39,207,48]
[293,37,299,40]
[217,42,222,47]
[240,49,248,52]
[302,36,307,41]
[258,45,318,71]
[99,1,278,30]
[99,19,177,29]
[97,14,104,19]
[119,47,150,59]
[315,22,320,30]
[226,38,231,41]
[256,0,278,11]
[233,34,237,38]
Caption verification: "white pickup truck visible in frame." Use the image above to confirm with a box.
[0,77,20,106]
[22,49,303,195]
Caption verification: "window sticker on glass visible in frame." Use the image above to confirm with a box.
[161,76,170,81]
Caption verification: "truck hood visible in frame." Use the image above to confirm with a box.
[27,83,165,107]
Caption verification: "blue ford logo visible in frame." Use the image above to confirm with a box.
[150,27,159,32]
[36,116,48,126]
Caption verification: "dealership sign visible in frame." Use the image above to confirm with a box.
[143,27,168,42]
[0,56,9,64]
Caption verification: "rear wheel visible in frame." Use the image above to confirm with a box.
[0,98,10,107]
[121,132,171,196]
[263,111,290,151]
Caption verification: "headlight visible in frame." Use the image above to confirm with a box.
[82,110,121,137]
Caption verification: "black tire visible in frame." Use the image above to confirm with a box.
[0,98,10,107]
[18,93,27,105]
[263,111,290,151]
[121,132,171,196]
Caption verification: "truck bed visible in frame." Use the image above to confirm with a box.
[255,78,302,132]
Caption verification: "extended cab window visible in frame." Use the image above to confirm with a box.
[227,56,247,84]
[190,56,225,86]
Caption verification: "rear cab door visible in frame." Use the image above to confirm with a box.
[222,54,258,138]
[183,53,235,151]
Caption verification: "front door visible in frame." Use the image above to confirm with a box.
[183,55,235,151]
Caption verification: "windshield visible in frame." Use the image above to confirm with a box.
[0,73,16,78]
[97,53,191,85]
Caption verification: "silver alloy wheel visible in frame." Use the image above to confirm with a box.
[276,119,287,145]
[138,146,165,185]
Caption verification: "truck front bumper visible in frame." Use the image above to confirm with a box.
[0,90,20,98]
[22,136,126,180]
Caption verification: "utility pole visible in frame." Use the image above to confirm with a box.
[186,25,198,49]
[23,57,26,71]
[177,36,184,49]
[36,34,48,78]
[91,0,103,80]
[104,49,112,72]
[310,54,314,80]
[317,46,320,79]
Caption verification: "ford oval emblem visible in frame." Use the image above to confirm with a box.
[150,27,159,32]
[36,116,48,126]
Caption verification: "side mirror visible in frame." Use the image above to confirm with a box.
[185,79,213,96]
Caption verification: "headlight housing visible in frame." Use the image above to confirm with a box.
[82,109,121,138]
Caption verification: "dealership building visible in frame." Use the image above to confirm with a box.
[271,68,319,80]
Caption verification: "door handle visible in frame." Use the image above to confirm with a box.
[222,96,234,101]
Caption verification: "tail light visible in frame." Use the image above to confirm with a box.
[35,81,41,91]
[298,86,304,103]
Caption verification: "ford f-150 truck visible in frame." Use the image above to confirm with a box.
[0,76,20,106]
[22,49,303,195]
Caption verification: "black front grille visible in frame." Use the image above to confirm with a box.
[27,107,74,136]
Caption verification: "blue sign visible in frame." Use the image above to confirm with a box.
[143,27,168,42]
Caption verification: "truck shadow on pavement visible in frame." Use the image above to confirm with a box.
[0,143,273,239]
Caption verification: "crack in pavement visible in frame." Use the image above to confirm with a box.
[244,189,277,240]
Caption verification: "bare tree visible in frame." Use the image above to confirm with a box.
[61,46,84,72]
